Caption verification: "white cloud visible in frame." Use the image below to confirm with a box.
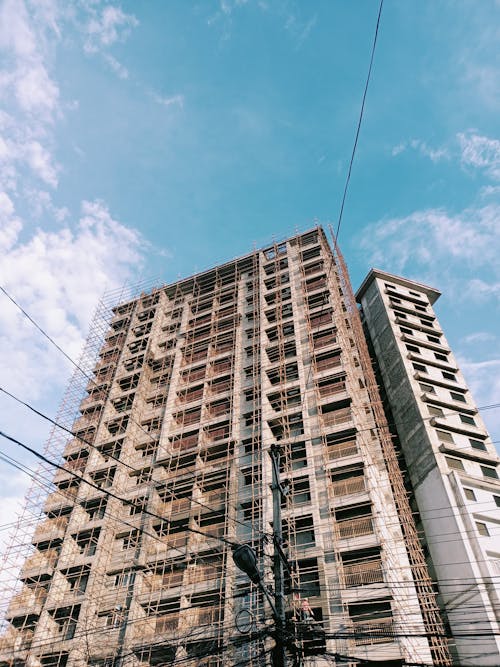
[0,198,146,402]
[390,138,449,163]
[458,131,500,181]
[459,358,500,443]
[466,278,500,303]
[151,92,184,109]
[25,189,69,222]
[0,0,62,195]
[84,5,138,54]
[0,191,22,250]
[462,331,497,345]
[24,140,58,186]
[360,203,500,275]
[14,62,59,118]
[103,53,129,79]
[0,0,36,57]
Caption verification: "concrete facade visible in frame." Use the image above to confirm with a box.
[357,269,500,665]
[0,231,458,667]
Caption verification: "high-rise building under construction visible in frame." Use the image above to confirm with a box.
[0,227,499,667]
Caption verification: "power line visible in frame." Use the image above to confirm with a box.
[334,0,384,241]
[0,429,237,549]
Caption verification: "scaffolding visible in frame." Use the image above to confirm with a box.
[0,227,454,667]
[329,231,452,666]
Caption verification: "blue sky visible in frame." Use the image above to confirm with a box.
[0,0,499,558]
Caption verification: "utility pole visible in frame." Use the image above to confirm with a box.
[270,444,287,667]
[232,445,290,667]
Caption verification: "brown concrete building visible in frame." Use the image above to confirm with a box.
[1,228,476,667]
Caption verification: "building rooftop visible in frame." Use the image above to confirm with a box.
[355,268,441,305]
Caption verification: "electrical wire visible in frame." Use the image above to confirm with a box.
[334,0,384,242]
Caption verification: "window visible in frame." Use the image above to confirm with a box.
[409,290,421,297]
[413,362,427,373]
[481,466,499,480]
[436,430,454,444]
[470,439,486,451]
[122,529,140,550]
[400,326,413,335]
[476,522,490,537]
[419,383,435,394]
[445,456,464,471]
[442,371,456,381]
[406,344,420,353]
[428,335,440,343]
[450,391,466,403]
[428,405,444,418]
[494,496,500,508]
[84,498,107,520]
[464,488,476,501]
[65,566,90,594]
[435,352,448,362]
[460,414,476,426]
[114,571,134,587]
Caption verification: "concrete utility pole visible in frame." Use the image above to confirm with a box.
[270,444,287,667]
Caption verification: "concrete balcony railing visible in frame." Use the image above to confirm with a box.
[147,533,188,555]
[184,564,222,586]
[141,570,184,594]
[321,408,352,428]
[331,476,365,498]
[21,548,59,576]
[200,490,226,507]
[161,497,191,517]
[336,516,373,540]
[0,627,34,653]
[44,487,77,513]
[133,614,179,639]
[343,560,384,587]
[6,586,47,618]
[326,440,358,461]
[32,517,68,544]
[352,618,394,645]
[191,606,222,627]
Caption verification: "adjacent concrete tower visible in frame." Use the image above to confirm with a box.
[357,269,500,666]
[0,230,462,667]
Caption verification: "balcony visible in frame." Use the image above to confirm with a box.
[185,564,223,586]
[336,516,373,540]
[21,548,59,577]
[44,488,77,513]
[142,570,185,594]
[6,586,47,618]
[33,517,68,544]
[352,618,394,645]
[191,606,222,626]
[161,497,191,517]
[321,407,352,429]
[343,559,384,587]
[331,476,365,498]
[326,440,358,462]
[133,614,179,640]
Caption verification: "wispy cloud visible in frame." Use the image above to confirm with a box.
[83,5,138,54]
[458,131,500,181]
[462,331,497,345]
[103,53,129,79]
[391,138,449,163]
[151,92,185,109]
[458,357,500,439]
[0,0,61,193]
[360,203,500,274]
